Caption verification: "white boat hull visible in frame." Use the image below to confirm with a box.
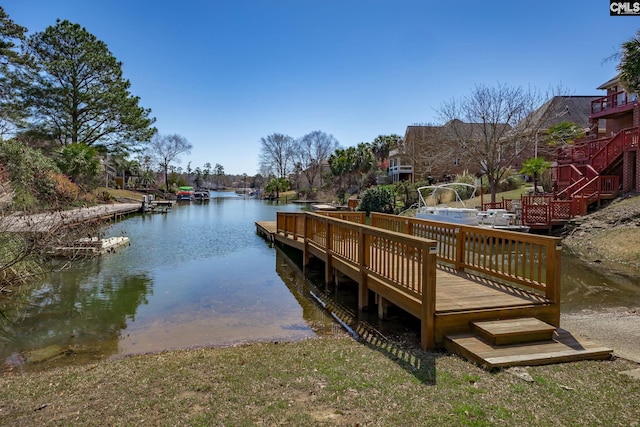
[416,207,479,226]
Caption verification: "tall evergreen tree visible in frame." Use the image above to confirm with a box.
[0,7,29,138]
[22,20,155,152]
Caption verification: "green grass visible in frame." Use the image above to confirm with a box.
[1,337,638,426]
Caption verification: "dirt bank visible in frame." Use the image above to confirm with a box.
[563,194,640,268]
[560,194,640,362]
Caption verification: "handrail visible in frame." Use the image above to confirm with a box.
[558,176,587,199]
[313,211,367,223]
[370,212,562,303]
[277,211,439,348]
[571,175,619,200]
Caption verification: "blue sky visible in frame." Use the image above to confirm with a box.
[4,1,639,175]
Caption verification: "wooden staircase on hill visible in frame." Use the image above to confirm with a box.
[499,127,637,230]
[444,317,612,370]
[556,126,637,205]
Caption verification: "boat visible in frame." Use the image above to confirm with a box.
[311,203,338,212]
[416,183,481,225]
[193,189,210,202]
[476,208,529,232]
[176,186,194,201]
[415,183,529,232]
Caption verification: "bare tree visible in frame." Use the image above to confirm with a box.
[148,133,192,191]
[293,130,339,189]
[259,133,295,182]
[401,125,458,181]
[438,83,545,202]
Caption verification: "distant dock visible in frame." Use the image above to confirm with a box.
[2,203,142,233]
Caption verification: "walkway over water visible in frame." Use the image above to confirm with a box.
[2,203,141,233]
[257,211,612,368]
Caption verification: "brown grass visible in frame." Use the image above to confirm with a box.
[1,337,639,426]
[94,187,146,202]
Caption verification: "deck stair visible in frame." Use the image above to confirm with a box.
[445,317,613,369]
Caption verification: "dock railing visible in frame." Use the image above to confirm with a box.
[370,213,562,306]
[276,211,439,348]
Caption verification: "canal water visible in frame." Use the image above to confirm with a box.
[1,192,639,371]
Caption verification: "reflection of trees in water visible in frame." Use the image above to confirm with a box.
[0,257,153,359]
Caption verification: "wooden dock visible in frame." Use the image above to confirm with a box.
[256,211,612,368]
[2,203,142,233]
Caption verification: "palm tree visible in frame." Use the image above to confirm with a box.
[618,30,640,94]
[371,134,399,168]
[520,157,551,194]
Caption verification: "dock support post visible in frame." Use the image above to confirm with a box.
[324,219,333,286]
[377,296,388,319]
[358,228,369,311]
[302,215,310,274]
[454,227,465,271]
[421,242,438,350]
[546,242,562,327]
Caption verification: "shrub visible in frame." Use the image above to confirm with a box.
[48,172,79,204]
[497,168,524,192]
[358,186,395,215]
[55,143,102,191]
[0,139,60,211]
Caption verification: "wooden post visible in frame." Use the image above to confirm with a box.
[421,241,438,350]
[324,218,333,285]
[378,295,388,319]
[455,227,465,271]
[302,214,310,274]
[358,228,369,311]
[545,240,562,327]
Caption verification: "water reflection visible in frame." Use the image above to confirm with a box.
[1,259,152,366]
[0,193,326,371]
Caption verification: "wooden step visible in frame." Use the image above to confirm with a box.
[445,328,613,370]
[471,317,556,345]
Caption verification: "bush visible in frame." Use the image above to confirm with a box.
[48,172,79,204]
[55,143,102,191]
[497,168,524,192]
[0,139,60,211]
[358,186,395,215]
[453,171,477,199]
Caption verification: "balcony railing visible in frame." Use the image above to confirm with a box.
[388,164,414,175]
[591,91,637,117]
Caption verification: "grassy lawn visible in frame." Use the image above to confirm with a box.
[1,337,638,426]
[94,187,147,202]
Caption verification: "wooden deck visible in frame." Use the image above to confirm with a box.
[256,211,612,367]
